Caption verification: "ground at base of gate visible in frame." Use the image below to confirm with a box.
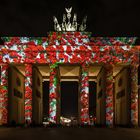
[1,128,140,140]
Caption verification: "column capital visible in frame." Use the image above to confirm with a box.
[130,64,139,68]
[80,63,89,73]
[49,62,61,69]
[104,64,114,70]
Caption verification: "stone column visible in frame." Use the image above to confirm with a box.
[56,67,61,124]
[105,64,114,127]
[0,64,8,125]
[25,64,33,123]
[130,64,138,126]
[79,64,89,124]
[49,64,59,124]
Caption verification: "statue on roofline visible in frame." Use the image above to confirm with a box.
[53,7,87,31]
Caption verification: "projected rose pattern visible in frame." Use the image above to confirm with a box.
[0,32,139,126]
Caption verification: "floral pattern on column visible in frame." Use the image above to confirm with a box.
[105,65,114,127]
[0,64,8,124]
[25,64,32,122]
[130,64,138,126]
[80,64,89,124]
[49,64,58,123]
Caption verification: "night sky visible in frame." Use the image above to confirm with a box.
[0,0,140,38]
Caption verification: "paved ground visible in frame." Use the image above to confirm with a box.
[1,127,140,140]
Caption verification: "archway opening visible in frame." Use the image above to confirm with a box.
[60,81,79,125]
[42,81,49,123]
[89,81,97,125]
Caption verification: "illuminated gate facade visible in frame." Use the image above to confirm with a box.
[0,7,139,127]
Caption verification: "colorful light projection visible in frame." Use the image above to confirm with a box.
[80,64,90,124]
[49,64,58,123]
[0,33,139,126]
[0,33,138,65]
[1,36,137,46]
[0,65,8,124]
[90,37,137,46]
[25,64,32,123]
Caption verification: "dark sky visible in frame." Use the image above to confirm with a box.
[0,0,140,36]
